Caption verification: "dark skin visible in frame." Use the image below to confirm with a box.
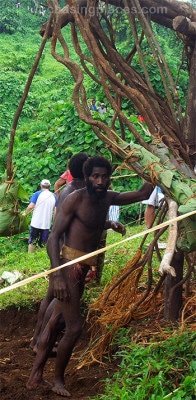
[29,177,86,352]
[29,177,124,353]
[27,166,153,397]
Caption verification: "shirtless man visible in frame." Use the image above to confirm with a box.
[30,152,125,353]
[27,155,153,397]
[29,152,88,352]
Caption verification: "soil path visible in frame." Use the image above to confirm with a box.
[0,306,115,400]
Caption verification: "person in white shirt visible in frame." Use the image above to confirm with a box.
[24,179,57,252]
[98,103,106,114]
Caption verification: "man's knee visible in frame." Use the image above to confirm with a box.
[66,320,83,339]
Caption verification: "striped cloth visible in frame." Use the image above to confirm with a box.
[109,205,120,222]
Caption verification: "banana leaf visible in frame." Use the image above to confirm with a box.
[0,181,29,236]
[122,141,196,252]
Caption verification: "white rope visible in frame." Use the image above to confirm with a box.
[0,209,195,295]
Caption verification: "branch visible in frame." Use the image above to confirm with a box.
[41,0,196,38]
[173,16,196,35]
[159,197,178,277]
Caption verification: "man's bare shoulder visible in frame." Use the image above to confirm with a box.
[59,182,81,203]
[62,187,86,204]
[59,185,73,201]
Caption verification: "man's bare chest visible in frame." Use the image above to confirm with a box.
[76,201,109,230]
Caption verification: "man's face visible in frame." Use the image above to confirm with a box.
[86,167,110,199]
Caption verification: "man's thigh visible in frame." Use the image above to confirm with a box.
[60,262,89,323]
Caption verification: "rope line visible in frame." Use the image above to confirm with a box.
[0,209,195,295]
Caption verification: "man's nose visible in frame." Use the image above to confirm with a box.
[97,177,104,184]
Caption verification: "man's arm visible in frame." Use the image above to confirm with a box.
[23,202,35,216]
[47,195,75,267]
[47,193,78,300]
[104,220,126,236]
[54,177,66,197]
[111,182,154,205]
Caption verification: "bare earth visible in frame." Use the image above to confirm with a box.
[0,306,117,400]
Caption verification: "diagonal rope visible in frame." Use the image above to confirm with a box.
[0,209,195,295]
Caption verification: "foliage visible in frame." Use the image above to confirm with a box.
[91,329,196,400]
[0,0,20,34]
[0,233,49,309]
[0,0,46,35]
[0,5,195,399]
[0,4,190,222]
[13,100,112,192]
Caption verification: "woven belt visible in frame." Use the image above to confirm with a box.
[61,245,97,266]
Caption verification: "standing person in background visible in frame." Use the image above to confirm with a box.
[23,179,57,253]
[142,186,164,229]
[54,169,73,197]
[98,103,106,114]
[57,153,88,209]
[89,99,98,111]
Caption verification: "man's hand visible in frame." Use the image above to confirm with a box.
[110,221,126,236]
[53,276,69,301]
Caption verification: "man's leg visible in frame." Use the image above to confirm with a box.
[28,227,38,253]
[52,263,89,397]
[144,204,155,229]
[28,243,36,253]
[39,229,50,248]
[30,277,54,351]
[27,300,62,390]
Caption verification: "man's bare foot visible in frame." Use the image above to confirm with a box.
[52,383,71,397]
[26,378,52,390]
[32,344,39,354]
[29,337,38,353]
[29,339,35,350]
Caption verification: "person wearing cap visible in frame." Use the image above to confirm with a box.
[98,103,106,114]
[24,179,57,252]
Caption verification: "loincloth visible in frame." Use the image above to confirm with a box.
[61,245,97,266]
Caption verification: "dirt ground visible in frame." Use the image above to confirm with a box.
[1,288,195,400]
[0,306,117,400]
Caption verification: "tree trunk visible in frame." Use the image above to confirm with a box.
[183,40,196,168]
[164,249,184,321]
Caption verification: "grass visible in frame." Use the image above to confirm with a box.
[0,224,195,399]
[0,232,49,309]
[91,329,196,400]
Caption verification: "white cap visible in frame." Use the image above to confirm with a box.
[41,179,51,186]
